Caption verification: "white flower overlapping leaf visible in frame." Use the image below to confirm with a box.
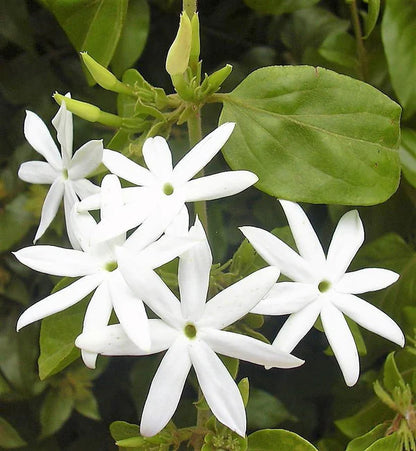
[75,218,304,437]
[14,174,194,368]
[241,200,404,386]
[78,122,258,246]
[18,94,103,245]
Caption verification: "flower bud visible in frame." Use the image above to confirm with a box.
[166,13,192,76]
[80,53,132,95]
[189,13,200,67]
[204,64,233,95]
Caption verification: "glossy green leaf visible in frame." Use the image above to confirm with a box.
[363,0,381,39]
[244,0,319,15]
[345,424,388,451]
[247,388,295,430]
[383,352,403,391]
[111,0,150,77]
[110,421,140,442]
[38,286,88,380]
[0,417,27,448]
[40,388,74,438]
[248,429,317,450]
[238,377,250,407]
[399,128,416,188]
[382,0,416,118]
[219,66,401,205]
[366,433,401,450]
[42,0,128,68]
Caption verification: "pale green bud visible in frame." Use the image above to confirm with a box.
[166,13,192,76]
[80,52,132,95]
[189,13,200,65]
[204,64,232,94]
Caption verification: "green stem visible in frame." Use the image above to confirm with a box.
[350,0,368,81]
[187,107,208,231]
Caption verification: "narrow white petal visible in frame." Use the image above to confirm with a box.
[124,196,184,250]
[109,271,151,351]
[326,210,364,281]
[272,301,322,353]
[321,302,360,386]
[81,280,113,368]
[16,274,103,330]
[72,178,100,199]
[142,136,173,180]
[140,338,191,437]
[181,171,258,202]
[76,321,178,355]
[69,140,103,179]
[34,179,65,242]
[172,123,235,184]
[52,96,73,165]
[240,226,316,283]
[190,340,246,437]
[179,218,212,322]
[336,268,399,294]
[100,175,123,220]
[103,149,155,186]
[279,200,326,267]
[14,245,99,277]
[24,111,62,170]
[18,161,57,184]
[76,193,101,212]
[117,248,182,327]
[165,206,190,236]
[251,282,318,315]
[201,266,279,329]
[202,328,304,368]
[68,209,98,253]
[333,293,405,347]
[64,187,82,250]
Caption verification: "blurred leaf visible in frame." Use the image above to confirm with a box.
[363,0,381,39]
[40,388,74,438]
[42,0,128,69]
[319,32,357,69]
[220,66,401,205]
[0,195,34,253]
[38,284,88,380]
[244,0,319,15]
[382,0,416,118]
[238,378,249,407]
[365,432,401,450]
[247,429,317,450]
[111,0,150,77]
[317,438,344,451]
[345,424,388,451]
[247,388,295,430]
[74,389,101,420]
[383,352,403,392]
[0,0,34,52]
[0,417,27,449]
[400,128,416,188]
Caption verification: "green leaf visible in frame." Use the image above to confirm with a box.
[110,421,140,442]
[365,432,401,450]
[74,390,101,420]
[382,0,416,118]
[238,378,250,407]
[38,287,88,380]
[345,424,388,451]
[40,388,74,438]
[363,0,381,39]
[111,0,150,77]
[244,0,319,15]
[318,32,357,69]
[0,0,34,52]
[0,417,27,448]
[43,0,128,68]
[247,388,295,430]
[383,352,403,391]
[247,429,317,450]
[219,66,401,205]
[399,128,416,188]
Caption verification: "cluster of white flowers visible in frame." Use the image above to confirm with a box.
[14,99,404,437]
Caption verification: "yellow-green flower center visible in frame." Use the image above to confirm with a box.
[318,280,331,293]
[62,168,69,180]
[105,261,118,272]
[184,323,197,339]
[163,182,174,195]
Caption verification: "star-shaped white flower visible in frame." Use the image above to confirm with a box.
[241,200,404,386]
[18,94,103,245]
[79,122,258,246]
[75,218,303,437]
[14,175,193,368]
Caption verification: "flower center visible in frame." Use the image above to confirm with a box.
[184,323,197,339]
[163,182,174,196]
[104,261,118,272]
[62,168,69,180]
[318,279,331,293]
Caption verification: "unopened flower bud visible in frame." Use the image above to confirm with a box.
[189,13,200,67]
[204,64,233,94]
[166,13,192,76]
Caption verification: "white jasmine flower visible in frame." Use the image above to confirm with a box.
[14,175,194,368]
[18,94,103,245]
[241,200,404,386]
[79,122,258,246]
[76,218,303,437]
